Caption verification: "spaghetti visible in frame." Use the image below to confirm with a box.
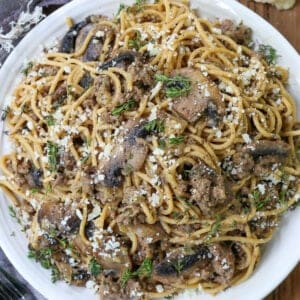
[1,0,300,298]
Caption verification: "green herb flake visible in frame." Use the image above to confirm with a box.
[158,138,167,149]
[144,118,165,133]
[135,0,146,11]
[30,188,39,194]
[47,141,59,172]
[173,259,184,274]
[169,135,185,145]
[80,154,90,164]
[51,266,60,283]
[205,214,221,242]
[8,205,21,225]
[1,106,11,121]
[155,74,191,98]
[279,188,288,209]
[45,115,55,126]
[258,44,279,65]
[123,163,134,175]
[21,61,33,76]
[251,189,272,211]
[117,3,126,16]
[120,268,133,288]
[112,99,137,116]
[136,257,152,278]
[88,257,102,277]
[120,258,153,287]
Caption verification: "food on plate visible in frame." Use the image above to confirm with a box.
[253,0,295,10]
[1,0,300,299]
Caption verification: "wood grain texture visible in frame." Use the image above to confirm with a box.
[239,0,300,52]
[238,1,300,299]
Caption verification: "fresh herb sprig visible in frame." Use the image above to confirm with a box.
[121,258,152,287]
[144,118,165,133]
[169,135,185,145]
[1,106,10,121]
[112,99,137,116]
[251,189,271,211]
[128,31,144,51]
[45,115,55,126]
[155,74,192,98]
[8,206,22,225]
[258,44,279,65]
[117,3,126,15]
[88,257,102,277]
[21,61,33,76]
[47,141,59,172]
[205,214,221,242]
[28,247,60,282]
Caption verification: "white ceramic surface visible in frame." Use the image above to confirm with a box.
[0,0,299,299]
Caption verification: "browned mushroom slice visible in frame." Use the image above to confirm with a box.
[171,68,225,123]
[219,20,252,46]
[190,161,231,216]
[102,120,149,188]
[98,51,138,71]
[153,246,211,284]
[231,140,291,180]
[37,202,80,234]
[74,23,104,61]
[208,243,235,284]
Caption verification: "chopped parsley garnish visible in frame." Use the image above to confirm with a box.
[1,106,10,121]
[28,247,60,282]
[123,163,134,175]
[155,74,192,98]
[169,135,185,145]
[21,61,33,76]
[112,99,137,116]
[51,266,60,283]
[47,141,59,172]
[128,31,144,51]
[144,118,165,133]
[120,268,133,288]
[8,205,21,225]
[80,154,90,164]
[158,138,167,149]
[136,257,152,278]
[135,0,146,10]
[28,248,52,269]
[117,3,126,15]
[173,259,184,274]
[205,214,221,242]
[88,257,102,277]
[120,258,153,287]
[30,188,39,194]
[252,189,271,211]
[45,115,55,126]
[258,44,279,65]
[279,188,288,209]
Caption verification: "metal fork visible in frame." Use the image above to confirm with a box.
[0,266,37,300]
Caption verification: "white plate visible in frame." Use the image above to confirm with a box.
[0,0,300,299]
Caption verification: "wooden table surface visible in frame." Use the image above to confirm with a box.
[238,1,300,299]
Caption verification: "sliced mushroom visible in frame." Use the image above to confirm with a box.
[171,68,225,124]
[102,120,149,188]
[37,202,80,234]
[190,161,231,216]
[219,20,252,46]
[153,245,210,284]
[60,20,89,53]
[208,243,235,284]
[98,51,137,71]
[231,140,291,180]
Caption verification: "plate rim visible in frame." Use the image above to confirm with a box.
[0,0,299,299]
